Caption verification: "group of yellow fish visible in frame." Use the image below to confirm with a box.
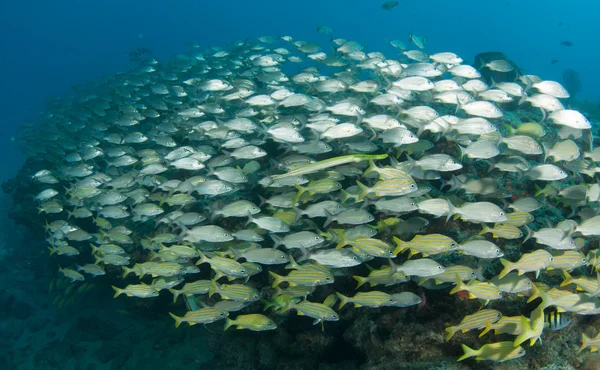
[22,29,600,363]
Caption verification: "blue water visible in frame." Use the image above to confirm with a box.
[0,1,597,368]
[1,1,597,186]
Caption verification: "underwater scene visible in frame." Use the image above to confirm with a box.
[3,0,600,369]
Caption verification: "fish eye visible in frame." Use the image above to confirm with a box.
[495,249,500,253]
[281,255,287,259]
[499,212,505,216]
[267,322,274,326]
[240,269,247,273]
[352,256,358,260]
[325,277,332,281]
[410,202,416,206]
[549,257,554,261]
[410,184,416,189]
[437,266,442,269]
[518,349,525,355]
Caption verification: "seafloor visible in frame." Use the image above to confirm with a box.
[2,99,600,370]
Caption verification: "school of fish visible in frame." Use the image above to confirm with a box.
[21,32,600,363]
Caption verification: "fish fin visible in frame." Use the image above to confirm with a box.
[355,180,369,202]
[513,315,533,347]
[479,319,492,337]
[112,286,123,299]
[449,274,466,295]
[169,289,181,303]
[323,209,335,228]
[293,184,305,204]
[223,318,234,331]
[580,333,590,353]
[285,254,300,270]
[445,326,458,341]
[392,236,405,256]
[269,271,283,288]
[364,159,378,177]
[498,258,514,279]
[169,312,183,328]
[353,276,368,289]
[457,344,476,361]
[335,292,350,310]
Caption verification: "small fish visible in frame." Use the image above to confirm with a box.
[458,341,525,362]
[224,314,277,331]
[560,40,574,46]
[445,309,502,341]
[499,250,554,279]
[169,308,229,328]
[544,311,572,331]
[381,1,399,10]
[336,291,396,309]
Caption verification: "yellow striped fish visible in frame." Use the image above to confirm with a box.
[168,308,229,328]
[224,314,277,331]
[393,234,458,258]
[356,178,417,200]
[548,251,586,271]
[336,291,396,309]
[209,281,260,302]
[560,271,598,293]
[269,269,334,287]
[449,275,503,304]
[499,249,554,279]
[479,316,525,337]
[445,309,502,341]
[479,223,523,239]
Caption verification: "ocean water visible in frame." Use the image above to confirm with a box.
[1,1,599,369]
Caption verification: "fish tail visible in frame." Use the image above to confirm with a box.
[445,326,458,341]
[560,270,573,287]
[523,224,533,243]
[293,184,305,204]
[122,266,134,278]
[356,180,369,201]
[478,319,492,338]
[513,315,533,347]
[224,318,235,331]
[169,289,181,303]
[478,225,490,235]
[208,279,220,298]
[89,243,98,254]
[353,276,368,289]
[195,251,208,265]
[457,344,476,361]
[456,143,465,161]
[580,333,590,353]
[48,246,56,255]
[364,159,377,177]
[269,271,283,288]
[339,189,354,204]
[542,142,550,163]
[449,274,466,295]
[392,236,405,256]
[498,258,514,279]
[285,254,300,270]
[332,229,347,249]
[112,286,123,299]
[169,312,183,328]
[335,292,350,310]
